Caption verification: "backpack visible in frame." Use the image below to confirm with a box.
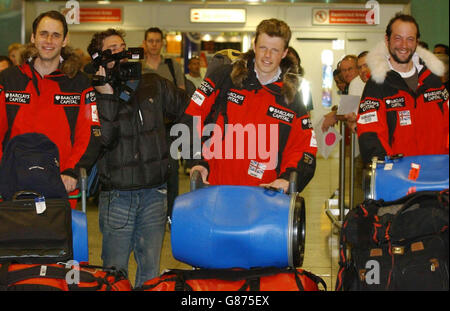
[0,133,67,200]
[335,190,449,291]
[204,49,241,78]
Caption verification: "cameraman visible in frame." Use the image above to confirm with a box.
[87,29,188,287]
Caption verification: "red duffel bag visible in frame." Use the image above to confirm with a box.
[0,262,132,291]
[135,267,326,291]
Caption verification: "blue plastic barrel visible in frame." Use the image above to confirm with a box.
[369,154,449,201]
[171,185,305,269]
[71,209,89,263]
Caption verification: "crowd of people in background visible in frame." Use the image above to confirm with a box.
[2,32,447,95]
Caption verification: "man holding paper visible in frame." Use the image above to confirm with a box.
[321,55,359,132]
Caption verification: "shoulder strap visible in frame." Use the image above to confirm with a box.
[164,58,177,87]
[202,66,234,143]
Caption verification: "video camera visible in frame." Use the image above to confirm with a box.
[89,47,144,89]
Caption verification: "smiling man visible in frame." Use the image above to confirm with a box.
[0,11,101,203]
[356,13,449,165]
[185,18,317,193]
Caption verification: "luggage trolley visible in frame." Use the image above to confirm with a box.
[71,167,89,264]
[324,119,357,230]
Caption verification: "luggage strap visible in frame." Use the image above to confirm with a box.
[0,263,121,291]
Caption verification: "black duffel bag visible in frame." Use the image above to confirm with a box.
[0,191,73,264]
[336,189,449,291]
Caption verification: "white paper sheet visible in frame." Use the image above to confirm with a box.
[313,117,342,159]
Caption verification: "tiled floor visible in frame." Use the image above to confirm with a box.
[82,155,343,290]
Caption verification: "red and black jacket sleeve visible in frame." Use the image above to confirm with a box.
[356,78,391,165]
[183,65,232,173]
[276,91,317,193]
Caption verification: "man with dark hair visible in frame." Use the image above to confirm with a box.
[0,10,101,203]
[0,56,13,72]
[348,51,370,97]
[356,13,449,164]
[185,56,203,88]
[434,43,449,55]
[89,28,187,287]
[142,27,185,90]
[333,68,346,94]
[186,18,317,193]
[357,51,370,82]
[142,26,186,220]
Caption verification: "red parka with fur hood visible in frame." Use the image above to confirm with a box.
[356,42,449,164]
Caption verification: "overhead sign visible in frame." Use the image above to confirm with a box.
[190,8,246,23]
[79,8,122,23]
[313,8,375,25]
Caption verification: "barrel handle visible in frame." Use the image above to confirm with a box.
[288,171,298,194]
[191,170,298,193]
[190,170,205,192]
[79,167,87,213]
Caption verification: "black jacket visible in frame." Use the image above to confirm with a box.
[96,73,188,190]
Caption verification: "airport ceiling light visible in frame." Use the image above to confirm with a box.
[190,8,246,23]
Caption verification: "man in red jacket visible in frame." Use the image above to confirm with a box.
[0,11,101,202]
[356,13,449,164]
[185,19,317,193]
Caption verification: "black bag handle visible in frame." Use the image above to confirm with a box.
[395,190,447,217]
[300,269,328,291]
[12,190,43,201]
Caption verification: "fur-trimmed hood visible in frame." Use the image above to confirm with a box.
[367,41,445,84]
[21,43,82,79]
[230,50,300,105]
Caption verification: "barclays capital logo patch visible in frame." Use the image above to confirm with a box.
[5,92,31,104]
[359,99,380,113]
[226,91,245,105]
[85,91,96,104]
[385,97,405,109]
[301,117,313,130]
[267,105,294,123]
[54,94,81,105]
[198,80,214,97]
[424,89,447,103]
